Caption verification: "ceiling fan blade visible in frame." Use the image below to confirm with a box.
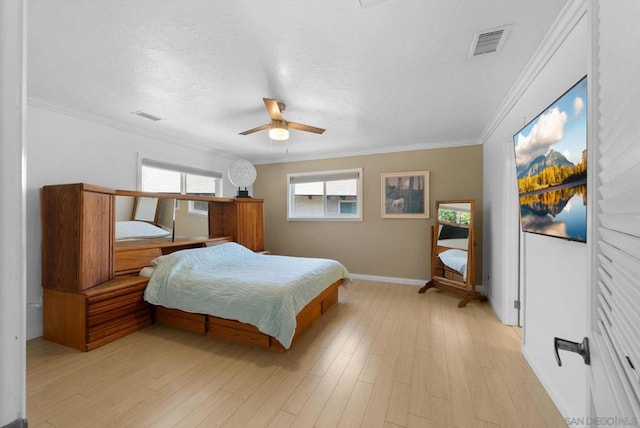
[288,121,326,134]
[263,98,284,121]
[239,124,270,135]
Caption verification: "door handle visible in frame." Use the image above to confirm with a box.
[554,337,590,366]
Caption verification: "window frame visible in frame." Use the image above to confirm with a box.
[139,158,223,197]
[287,168,363,221]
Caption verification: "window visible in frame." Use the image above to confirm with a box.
[287,168,362,221]
[339,200,357,214]
[185,173,217,215]
[140,159,223,202]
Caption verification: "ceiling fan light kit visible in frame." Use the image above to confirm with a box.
[240,98,325,140]
[268,120,289,140]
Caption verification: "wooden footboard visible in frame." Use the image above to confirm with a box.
[153,279,343,351]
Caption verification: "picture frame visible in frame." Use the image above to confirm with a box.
[381,170,429,218]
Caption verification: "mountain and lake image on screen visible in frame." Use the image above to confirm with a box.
[513,76,587,242]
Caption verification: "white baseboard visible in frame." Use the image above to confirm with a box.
[27,327,43,340]
[489,297,505,323]
[522,347,572,420]
[349,273,425,286]
[349,273,486,296]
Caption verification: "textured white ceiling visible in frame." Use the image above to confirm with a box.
[27,0,567,163]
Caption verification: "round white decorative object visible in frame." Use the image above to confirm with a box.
[227,159,257,188]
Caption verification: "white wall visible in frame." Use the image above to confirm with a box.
[482,130,515,322]
[482,3,589,419]
[26,103,238,339]
[0,1,26,425]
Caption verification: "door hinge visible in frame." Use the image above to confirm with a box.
[513,300,520,310]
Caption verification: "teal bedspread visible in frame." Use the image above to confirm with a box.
[144,242,350,348]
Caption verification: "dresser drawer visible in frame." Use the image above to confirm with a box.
[88,299,150,327]
[115,247,162,275]
[87,281,149,323]
[88,286,146,312]
[87,308,152,343]
[85,275,152,339]
[84,275,148,303]
[208,323,270,348]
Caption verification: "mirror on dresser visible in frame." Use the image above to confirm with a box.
[419,199,486,307]
[113,189,264,253]
[115,194,211,247]
[115,192,210,248]
[115,195,175,246]
[173,198,210,240]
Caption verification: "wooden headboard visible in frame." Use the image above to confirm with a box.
[112,189,264,276]
[114,236,233,275]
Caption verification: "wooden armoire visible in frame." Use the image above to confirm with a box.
[40,183,264,351]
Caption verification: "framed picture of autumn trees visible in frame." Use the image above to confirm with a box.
[513,75,587,242]
[381,171,429,218]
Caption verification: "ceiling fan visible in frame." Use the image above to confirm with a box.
[239,98,325,141]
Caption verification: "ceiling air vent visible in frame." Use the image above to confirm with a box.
[470,26,510,57]
[133,111,162,121]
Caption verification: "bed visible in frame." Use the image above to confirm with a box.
[141,242,350,351]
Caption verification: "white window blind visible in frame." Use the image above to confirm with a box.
[593,0,640,418]
[140,158,222,196]
[141,159,222,179]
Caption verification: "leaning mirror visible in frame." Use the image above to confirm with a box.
[419,199,486,307]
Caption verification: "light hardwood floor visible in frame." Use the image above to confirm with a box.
[27,280,566,427]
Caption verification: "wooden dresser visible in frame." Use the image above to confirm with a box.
[43,275,151,351]
[41,183,264,351]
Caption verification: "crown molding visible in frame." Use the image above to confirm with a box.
[26,95,234,159]
[479,0,588,143]
[252,138,481,165]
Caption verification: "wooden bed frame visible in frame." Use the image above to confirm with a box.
[116,236,343,351]
[154,279,342,352]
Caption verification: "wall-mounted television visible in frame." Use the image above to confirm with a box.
[513,75,587,243]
